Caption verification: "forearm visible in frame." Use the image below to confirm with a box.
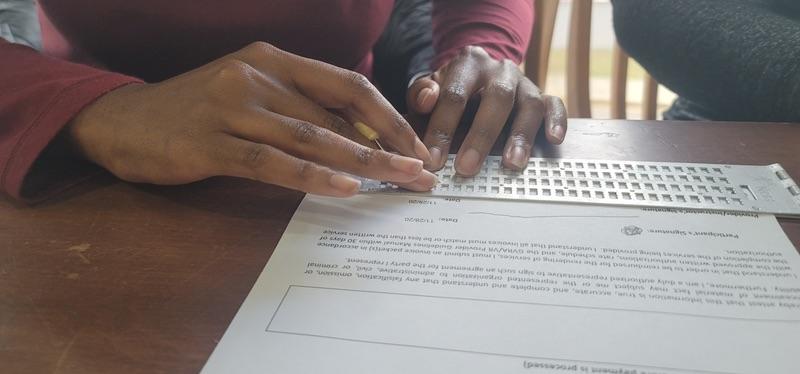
[612,0,800,122]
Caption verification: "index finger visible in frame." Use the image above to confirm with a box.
[229,109,430,184]
[297,67,431,163]
[422,66,481,171]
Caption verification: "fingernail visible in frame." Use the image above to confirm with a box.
[456,149,482,176]
[419,170,438,187]
[508,145,528,170]
[329,174,361,194]
[428,146,442,168]
[417,88,433,108]
[415,139,432,164]
[554,125,566,142]
[405,170,439,191]
[389,155,424,176]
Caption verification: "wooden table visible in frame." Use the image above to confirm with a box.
[1,119,798,373]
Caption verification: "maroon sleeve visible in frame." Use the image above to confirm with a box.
[431,0,534,68]
[0,39,140,202]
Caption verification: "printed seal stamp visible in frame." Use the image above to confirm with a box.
[621,225,643,236]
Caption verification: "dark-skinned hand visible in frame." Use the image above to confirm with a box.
[407,46,568,175]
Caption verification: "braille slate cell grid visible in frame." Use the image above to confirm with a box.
[359,156,800,217]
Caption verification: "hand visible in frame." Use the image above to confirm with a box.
[407,46,567,175]
[67,42,436,197]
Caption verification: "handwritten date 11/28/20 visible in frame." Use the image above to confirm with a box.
[404,217,459,224]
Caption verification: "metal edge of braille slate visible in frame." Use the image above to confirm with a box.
[358,156,800,218]
[769,163,800,207]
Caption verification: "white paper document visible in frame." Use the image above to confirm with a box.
[203,194,800,374]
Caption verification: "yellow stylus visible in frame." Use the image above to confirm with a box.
[353,122,385,151]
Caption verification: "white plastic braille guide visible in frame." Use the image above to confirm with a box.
[359,155,800,218]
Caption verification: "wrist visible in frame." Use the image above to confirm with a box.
[65,83,143,169]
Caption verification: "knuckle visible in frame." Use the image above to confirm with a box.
[485,81,516,100]
[215,59,255,84]
[322,115,349,135]
[390,112,410,134]
[431,127,453,145]
[242,144,269,168]
[218,58,251,73]
[354,146,376,166]
[501,59,518,69]
[518,88,545,112]
[510,130,532,146]
[346,72,373,93]
[295,160,317,182]
[472,125,491,139]
[461,45,488,58]
[244,41,275,54]
[290,121,322,144]
[441,85,469,106]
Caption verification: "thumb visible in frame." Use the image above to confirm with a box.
[407,75,440,115]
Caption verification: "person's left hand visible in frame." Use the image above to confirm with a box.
[407,46,567,175]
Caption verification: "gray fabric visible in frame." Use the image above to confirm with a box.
[373,0,434,111]
[612,0,800,122]
[0,0,41,49]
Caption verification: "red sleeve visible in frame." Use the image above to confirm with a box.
[0,39,140,202]
[431,0,534,68]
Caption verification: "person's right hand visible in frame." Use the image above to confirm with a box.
[67,42,436,197]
